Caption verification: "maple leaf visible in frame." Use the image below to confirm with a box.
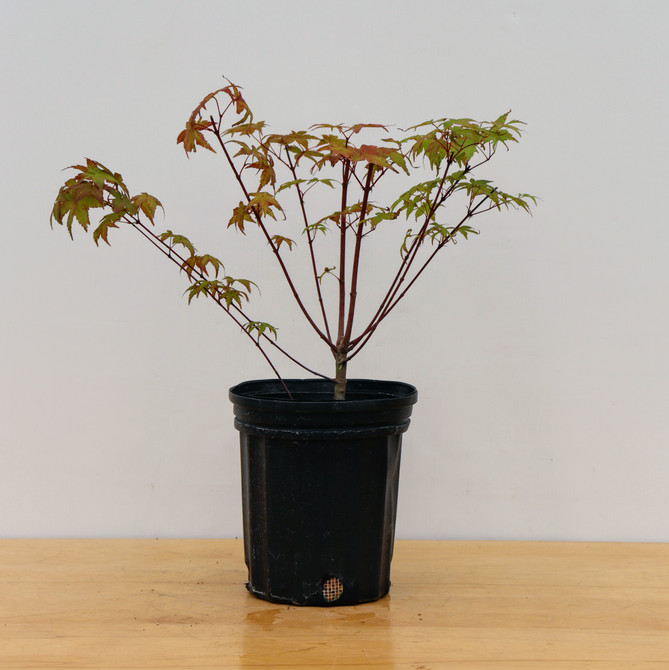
[358,144,396,168]
[158,230,196,256]
[245,151,276,190]
[389,151,410,175]
[225,84,252,124]
[92,212,123,246]
[184,279,215,304]
[51,164,126,238]
[180,253,224,279]
[271,235,295,251]
[223,121,265,137]
[176,120,215,155]
[368,208,400,230]
[347,123,389,134]
[248,192,283,220]
[228,202,255,233]
[109,191,137,217]
[184,276,257,309]
[189,87,229,120]
[198,254,223,277]
[243,321,278,341]
[132,193,164,224]
[277,178,306,193]
[69,181,105,231]
[71,159,128,193]
[267,130,314,151]
[310,123,345,132]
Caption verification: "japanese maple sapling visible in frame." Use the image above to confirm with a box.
[51,80,535,399]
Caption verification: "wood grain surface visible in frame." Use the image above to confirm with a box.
[1,539,668,668]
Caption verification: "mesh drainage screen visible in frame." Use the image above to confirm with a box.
[322,577,344,602]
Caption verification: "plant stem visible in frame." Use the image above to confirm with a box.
[343,163,374,345]
[334,353,347,400]
[336,160,350,346]
[332,159,357,400]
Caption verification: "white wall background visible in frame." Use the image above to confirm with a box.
[2,0,668,540]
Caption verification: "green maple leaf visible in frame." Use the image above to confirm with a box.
[72,159,128,192]
[243,321,278,341]
[159,230,196,256]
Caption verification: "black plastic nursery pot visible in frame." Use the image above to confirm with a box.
[229,378,418,607]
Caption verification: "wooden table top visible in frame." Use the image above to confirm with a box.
[1,539,668,668]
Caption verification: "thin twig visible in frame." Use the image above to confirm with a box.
[284,147,333,343]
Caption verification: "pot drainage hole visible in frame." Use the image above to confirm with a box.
[322,577,344,602]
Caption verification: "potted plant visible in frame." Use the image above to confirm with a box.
[51,79,535,606]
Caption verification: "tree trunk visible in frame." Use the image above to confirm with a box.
[334,355,347,400]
